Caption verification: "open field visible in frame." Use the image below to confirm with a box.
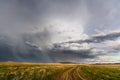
[0,62,120,80]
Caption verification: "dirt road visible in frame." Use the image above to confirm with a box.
[55,66,86,80]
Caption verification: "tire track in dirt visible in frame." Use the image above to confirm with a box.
[55,66,86,80]
[75,66,86,80]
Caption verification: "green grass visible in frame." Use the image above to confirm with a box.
[80,65,120,80]
[0,62,120,80]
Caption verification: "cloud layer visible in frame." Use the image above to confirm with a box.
[0,0,120,63]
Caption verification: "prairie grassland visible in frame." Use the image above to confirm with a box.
[0,62,120,80]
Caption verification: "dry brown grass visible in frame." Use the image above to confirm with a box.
[0,62,120,80]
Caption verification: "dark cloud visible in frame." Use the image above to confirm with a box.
[1,31,120,62]
[50,31,120,62]
[58,31,120,44]
[0,0,120,63]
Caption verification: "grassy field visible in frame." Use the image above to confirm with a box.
[0,62,120,80]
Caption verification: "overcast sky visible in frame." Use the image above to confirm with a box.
[0,0,120,63]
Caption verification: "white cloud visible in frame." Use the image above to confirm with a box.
[96,56,120,63]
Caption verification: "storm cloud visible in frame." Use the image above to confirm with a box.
[58,31,120,44]
[0,0,120,63]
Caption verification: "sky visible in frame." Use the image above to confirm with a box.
[0,0,120,63]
